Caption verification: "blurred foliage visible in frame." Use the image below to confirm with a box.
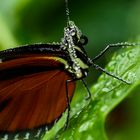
[0,0,140,140]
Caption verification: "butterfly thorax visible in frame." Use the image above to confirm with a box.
[60,21,92,79]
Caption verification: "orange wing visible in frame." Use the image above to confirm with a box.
[0,57,75,132]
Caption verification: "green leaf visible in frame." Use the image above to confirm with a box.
[42,42,140,140]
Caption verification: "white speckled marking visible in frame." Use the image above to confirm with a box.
[45,126,48,131]
[23,133,30,140]
[34,129,41,138]
[1,134,8,140]
[14,134,19,140]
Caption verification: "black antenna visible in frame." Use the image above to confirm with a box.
[65,0,70,25]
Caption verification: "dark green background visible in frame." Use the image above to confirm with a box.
[0,0,140,139]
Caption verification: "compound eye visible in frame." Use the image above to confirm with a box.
[79,35,88,46]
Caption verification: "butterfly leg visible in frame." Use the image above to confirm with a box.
[64,79,73,130]
[92,42,139,61]
[93,63,131,84]
[81,79,91,100]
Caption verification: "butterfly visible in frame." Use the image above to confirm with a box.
[0,0,138,140]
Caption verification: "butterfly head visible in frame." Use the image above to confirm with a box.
[61,21,92,79]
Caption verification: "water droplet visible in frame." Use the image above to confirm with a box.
[127,51,134,59]
[106,81,112,86]
[100,105,108,112]
[87,135,94,140]
[79,121,92,132]
[75,103,80,108]
[83,113,88,119]
[127,72,136,82]
[102,88,110,93]
[121,52,126,57]
[108,61,116,67]
[115,91,122,97]
[76,111,81,116]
